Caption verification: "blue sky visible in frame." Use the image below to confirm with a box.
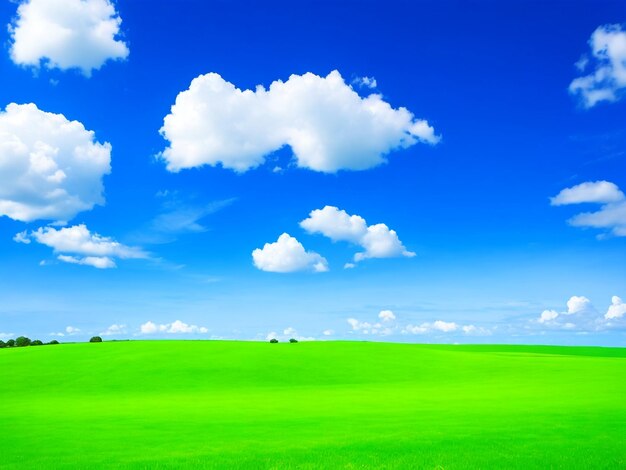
[0,0,625,345]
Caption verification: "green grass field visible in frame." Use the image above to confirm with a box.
[0,341,624,469]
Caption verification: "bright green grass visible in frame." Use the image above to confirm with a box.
[0,341,625,469]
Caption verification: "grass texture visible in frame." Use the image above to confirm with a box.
[0,341,624,468]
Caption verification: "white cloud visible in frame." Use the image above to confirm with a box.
[139,321,158,334]
[430,320,459,332]
[569,24,626,108]
[57,254,116,269]
[0,332,15,340]
[550,181,624,206]
[346,318,393,335]
[461,325,491,335]
[0,103,111,223]
[18,224,148,268]
[252,233,328,273]
[100,323,126,336]
[551,181,626,237]
[65,325,80,335]
[322,329,334,336]
[9,0,129,76]
[140,320,208,335]
[378,310,396,322]
[159,70,439,173]
[265,327,315,342]
[538,309,559,323]
[13,231,30,244]
[301,206,415,263]
[353,76,377,89]
[605,296,626,320]
[566,295,592,314]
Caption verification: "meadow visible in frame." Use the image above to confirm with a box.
[0,341,624,469]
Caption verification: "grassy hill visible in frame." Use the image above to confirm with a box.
[0,341,624,468]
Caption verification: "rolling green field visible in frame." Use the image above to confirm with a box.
[0,341,625,469]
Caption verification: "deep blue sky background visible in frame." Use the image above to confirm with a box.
[0,0,625,344]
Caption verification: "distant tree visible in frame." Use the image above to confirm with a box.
[89,336,103,343]
[269,338,279,343]
[6,339,15,347]
[48,340,60,345]
[15,336,31,347]
[0,340,5,348]
[289,338,298,343]
[31,340,44,346]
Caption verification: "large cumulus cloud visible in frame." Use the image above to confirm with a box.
[159,70,439,173]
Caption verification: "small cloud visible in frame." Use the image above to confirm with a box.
[569,23,626,108]
[352,76,377,89]
[301,206,414,264]
[17,224,149,269]
[65,326,80,335]
[566,295,592,315]
[538,309,559,323]
[9,0,129,76]
[551,181,626,238]
[322,329,334,336]
[378,310,396,322]
[13,231,30,244]
[100,324,127,336]
[139,320,208,335]
[252,233,328,273]
[605,296,626,320]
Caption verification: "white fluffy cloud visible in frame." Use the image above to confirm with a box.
[9,0,129,75]
[551,181,626,237]
[569,24,626,108]
[300,206,415,263]
[252,233,328,273]
[566,295,592,314]
[100,323,126,336]
[347,318,393,336]
[605,296,626,320]
[0,103,111,223]
[551,181,624,205]
[538,309,559,324]
[140,320,208,335]
[16,224,148,269]
[159,70,439,173]
[404,320,459,334]
[378,310,396,322]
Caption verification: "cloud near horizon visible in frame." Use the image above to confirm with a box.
[140,320,208,335]
[159,70,439,173]
[9,0,129,75]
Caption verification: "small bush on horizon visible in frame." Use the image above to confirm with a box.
[289,338,298,343]
[269,338,278,343]
[0,340,5,348]
[31,340,44,346]
[6,339,15,347]
[89,336,103,343]
[48,340,60,345]
[15,336,31,347]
